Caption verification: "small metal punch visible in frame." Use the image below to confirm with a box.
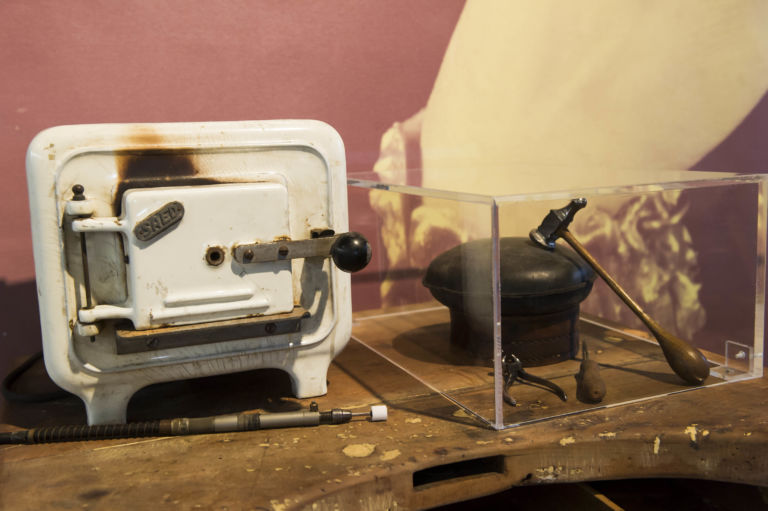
[502,353,568,406]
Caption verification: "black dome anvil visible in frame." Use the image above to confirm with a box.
[422,237,596,366]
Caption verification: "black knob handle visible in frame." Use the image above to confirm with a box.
[330,232,371,273]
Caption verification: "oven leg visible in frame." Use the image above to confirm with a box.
[285,355,330,399]
[81,385,135,425]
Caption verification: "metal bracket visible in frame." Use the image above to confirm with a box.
[233,230,338,264]
[115,306,310,354]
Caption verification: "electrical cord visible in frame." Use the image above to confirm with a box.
[1,352,71,403]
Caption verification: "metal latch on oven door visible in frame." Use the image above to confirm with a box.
[232,228,371,273]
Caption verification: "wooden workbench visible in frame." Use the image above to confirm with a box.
[2,311,767,510]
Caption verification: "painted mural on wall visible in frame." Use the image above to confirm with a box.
[369,0,768,342]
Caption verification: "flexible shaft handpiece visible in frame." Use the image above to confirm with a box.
[0,404,388,445]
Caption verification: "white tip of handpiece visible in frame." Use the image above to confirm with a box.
[370,405,388,422]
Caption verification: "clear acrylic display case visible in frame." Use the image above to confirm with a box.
[347,169,767,430]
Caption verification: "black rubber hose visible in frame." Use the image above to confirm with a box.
[1,421,166,445]
[1,352,70,403]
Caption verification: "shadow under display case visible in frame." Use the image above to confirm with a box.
[348,169,766,430]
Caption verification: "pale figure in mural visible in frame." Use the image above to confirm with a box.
[371,0,768,339]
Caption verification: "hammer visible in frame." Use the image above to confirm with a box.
[529,198,709,385]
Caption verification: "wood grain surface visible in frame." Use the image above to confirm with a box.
[1,308,766,510]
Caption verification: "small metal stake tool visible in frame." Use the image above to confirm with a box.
[530,198,710,385]
[502,353,568,406]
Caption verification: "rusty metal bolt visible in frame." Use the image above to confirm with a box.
[243,249,254,262]
[278,245,289,257]
[205,246,225,266]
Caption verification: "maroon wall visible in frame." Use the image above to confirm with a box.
[0,1,464,371]
[0,0,464,282]
[1,1,767,377]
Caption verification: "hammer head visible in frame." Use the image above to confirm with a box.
[529,198,587,249]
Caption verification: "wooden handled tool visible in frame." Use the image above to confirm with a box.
[576,343,607,403]
[530,198,710,385]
